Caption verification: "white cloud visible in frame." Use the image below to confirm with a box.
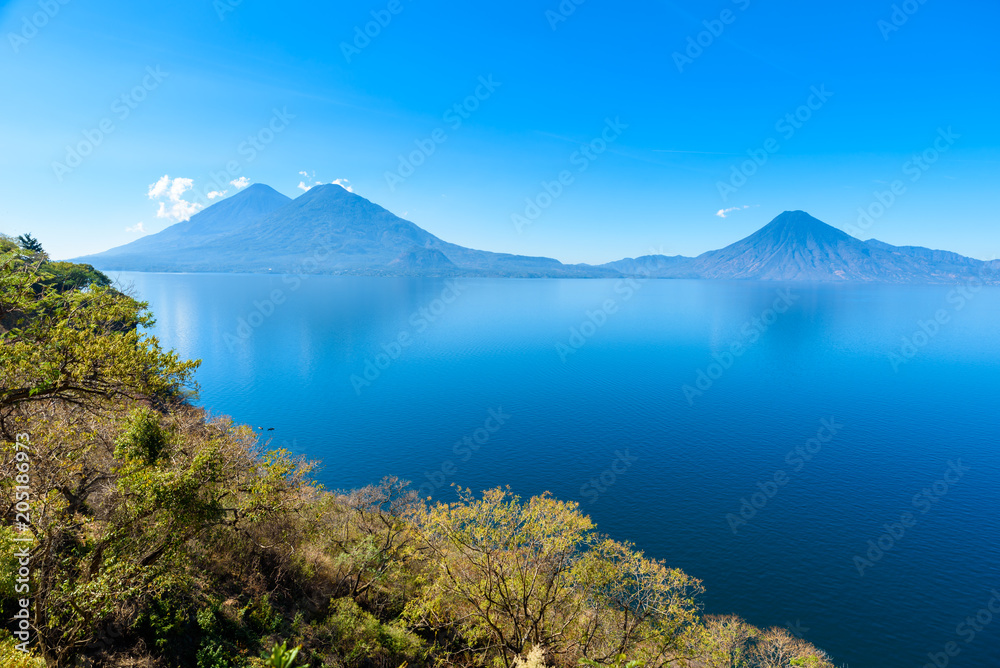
[230,176,250,189]
[715,205,757,218]
[297,180,318,192]
[125,221,147,234]
[168,177,194,201]
[207,190,228,200]
[147,175,204,222]
[156,199,202,221]
[297,171,355,193]
[147,175,171,199]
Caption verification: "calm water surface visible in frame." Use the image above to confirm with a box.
[116,272,1000,668]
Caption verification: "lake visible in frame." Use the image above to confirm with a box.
[115,271,1000,668]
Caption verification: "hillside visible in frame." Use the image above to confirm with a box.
[673,211,997,283]
[74,184,619,278]
[73,189,997,284]
[0,250,838,668]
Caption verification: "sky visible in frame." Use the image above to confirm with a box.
[1,0,998,264]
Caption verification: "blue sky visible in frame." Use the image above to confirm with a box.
[1,0,998,264]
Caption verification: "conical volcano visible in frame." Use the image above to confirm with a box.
[684,210,899,281]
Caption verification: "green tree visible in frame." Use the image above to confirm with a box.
[16,233,44,254]
[700,616,757,668]
[36,261,111,293]
[321,476,419,611]
[571,539,704,665]
[412,487,594,666]
[0,251,198,436]
[409,487,703,668]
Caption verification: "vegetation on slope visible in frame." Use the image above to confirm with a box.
[0,235,837,667]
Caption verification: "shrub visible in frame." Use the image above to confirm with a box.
[0,632,46,668]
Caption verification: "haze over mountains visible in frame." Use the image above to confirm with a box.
[78,184,614,278]
[73,184,999,284]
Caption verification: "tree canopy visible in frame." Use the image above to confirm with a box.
[16,233,44,255]
[0,249,197,437]
[0,245,839,668]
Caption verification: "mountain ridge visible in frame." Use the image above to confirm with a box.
[71,186,997,284]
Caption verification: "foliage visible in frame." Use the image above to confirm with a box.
[36,260,111,292]
[514,646,549,668]
[579,655,644,668]
[114,407,170,464]
[698,616,835,668]
[0,632,47,668]
[16,233,44,254]
[699,616,756,668]
[1,233,108,291]
[0,249,198,436]
[261,642,307,668]
[408,487,704,668]
[304,597,425,667]
[0,253,839,668]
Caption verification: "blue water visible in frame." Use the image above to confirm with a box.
[116,272,1000,668]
